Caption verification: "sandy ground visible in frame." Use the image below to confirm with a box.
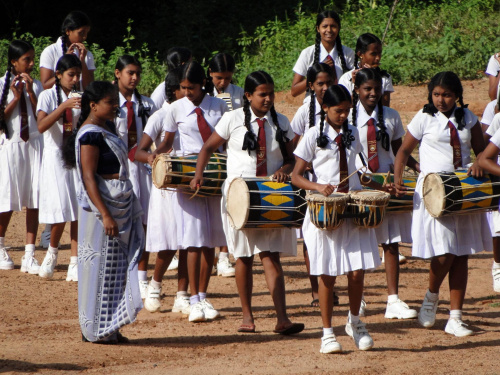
[1,79,499,375]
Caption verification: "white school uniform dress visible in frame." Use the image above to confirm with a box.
[485,113,500,237]
[351,102,411,244]
[164,94,228,249]
[150,81,166,110]
[294,123,380,276]
[338,69,395,98]
[36,87,80,223]
[485,54,500,78]
[481,100,497,126]
[216,107,297,258]
[408,108,492,258]
[212,83,245,110]
[0,75,43,212]
[115,92,157,225]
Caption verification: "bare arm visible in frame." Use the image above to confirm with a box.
[154,131,176,156]
[134,133,155,164]
[40,68,56,90]
[291,73,307,97]
[478,141,500,176]
[468,121,487,177]
[391,137,420,173]
[190,132,226,189]
[488,73,500,101]
[393,132,420,195]
[382,92,391,107]
[37,97,80,133]
[291,156,335,196]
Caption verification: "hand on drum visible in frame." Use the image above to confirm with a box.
[317,183,335,197]
[190,177,203,190]
[146,153,157,166]
[383,182,397,195]
[394,182,408,197]
[467,161,484,178]
[272,170,289,183]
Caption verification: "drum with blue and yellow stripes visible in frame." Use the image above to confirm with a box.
[226,178,307,229]
[361,172,417,212]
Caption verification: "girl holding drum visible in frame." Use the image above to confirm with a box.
[190,71,304,335]
[394,71,490,337]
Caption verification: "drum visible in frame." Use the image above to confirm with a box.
[216,93,233,111]
[152,153,227,196]
[349,190,391,228]
[226,178,307,229]
[423,171,500,218]
[361,173,417,212]
[306,192,350,230]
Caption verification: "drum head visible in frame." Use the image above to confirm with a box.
[226,178,250,229]
[350,190,390,204]
[152,155,172,189]
[423,173,446,218]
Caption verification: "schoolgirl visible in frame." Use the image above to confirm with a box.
[292,85,379,353]
[191,70,304,335]
[36,55,82,280]
[338,33,394,106]
[39,11,95,90]
[394,71,491,337]
[291,10,354,98]
[155,61,228,322]
[206,52,244,111]
[0,40,43,273]
[350,68,419,318]
[485,52,500,101]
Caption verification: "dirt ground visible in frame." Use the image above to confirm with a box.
[1,79,499,375]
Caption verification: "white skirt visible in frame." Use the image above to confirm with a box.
[128,159,152,225]
[411,175,492,258]
[0,136,42,212]
[375,211,412,244]
[39,148,79,223]
[146,186,178,252]
[487,210,500,238]
[302,208,380,277]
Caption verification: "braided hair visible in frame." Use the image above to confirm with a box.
[54,54,82,108]
[306,62,335,130]
[423,71,467,130]
[314,11,348,73]
[164,67,181,104]
[352,68,390,151]
[241,71,290,158]
[354,33,390,78]
[317,85,353,149]
[62,81,118,169]
[206,53,236,96]
[60,11,91,54]
[0,40,34,139]
[165,47,192,72]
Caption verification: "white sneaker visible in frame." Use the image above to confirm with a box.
[167,254,179,271]
[492,267,500,293]
[66,263,78,282]
[201,299,220,320]
[144,284,162,313]
[188,302,206,322]
[139,280,149,299]
[345,320,374,351]
[217,257,235,277]
[39,229,51,248]
[20,254,40,274]
[320,334,342,354]
[172,295,190,313]
[0,248,14,270]
[444,318,473,337]
[418,294,439,328]
[39,252,58,278]
[358,299,367,317]
[381,252,407,264]
[385,299,418,319]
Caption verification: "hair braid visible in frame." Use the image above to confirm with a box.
[456,95,467,131]
[352,90,358,127]
[336,35,348,73]
[61,34,68,54]
[241,96,257,154]
[313,32,321,64]
[316,108,329,148]
[0,68,12,138]
[55,76,62,107]
[376,101,390,151]
[308,92,316,129]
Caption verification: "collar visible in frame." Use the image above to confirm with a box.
[250,108,272,124]
[436,107,458,129]
[213,83,234,96]
[319,43,338,63]
[184,93,211,116]
[356,101,378,127]
[119,91,138,108]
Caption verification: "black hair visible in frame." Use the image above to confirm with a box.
[314,10,348,73]
[0,40,34,139]
[206,53,236,96]
[354,33,390,78]
[62,81,118,169]
[351,68,390,151]
[54,54,82,107]
[164,67,181,104]
[423,71,467,130]
[179,60,206,87]
[60,11,91,54]
[306,62,335,130]
[114,55,151,127]
[165,47,192,72]
[241,71,290,159]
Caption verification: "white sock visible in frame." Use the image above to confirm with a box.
[198,292,207,301]
[218,252,228,261]
[493,261,500,270]
[177,291,188,298]
[190,294,200,305]
[348,311,360,324]
[449,309,462,320]
[388,294,399,304]
[138,270,148,282]
[70,256,78,265]
[25,244,35,255]
[0,237,5,248]
[425,289,439,302]
[48,245,58,255]
[323,327,334,336]
[150,279,161,289]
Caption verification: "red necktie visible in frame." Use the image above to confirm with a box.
[195,107,212,143]
[62,108,73,144]
[324,55,333,63]
[366,118,379,172]
[335,134,349,193]
[448,121,462,169]
[256,118,267,176]
[126,101,137,161]
[20,93,29,142]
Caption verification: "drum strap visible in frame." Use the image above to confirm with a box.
[256,118,267,176]
[195,107,213,143]
[62,107,73,144]
[19,91,29,142]
[335,134,349,193]
[367,118,379,172]
[126,101,138,161]
[448,121,462,169]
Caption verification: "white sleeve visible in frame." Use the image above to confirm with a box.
[486,55,500,76]
[338,72,353,95]
[290,105,307,136]
[489,127,500,148]
[144,111,163,141]
[383,74,395,94]
[486,113,500,137]
[39,45,55,70]
[215,111,233,140]
[407,111,425,140]
[390,109,405,140]
[293,127,316,163]
[85,50,96,70]
[163,105,179,133]
[36,90,55,114]
[481,100,497,126]
[292,47,312,77]
[343,46,355,70]
[151,82,167,109]
[33,80,44,97]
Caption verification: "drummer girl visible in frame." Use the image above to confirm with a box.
[351,68,419,319]
[190,70,304,335]
[394,71,490,337]
[155,61,228,322]
[292,85,380,353]
[206,53,244,110]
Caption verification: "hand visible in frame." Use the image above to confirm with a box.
[324,57,334,67]
[10,76,24,100]
[317,183,335,197]
[394,182,408,197]
[147,153,156,166]
[467,161,484,178]
[190,177,203,190]
[272,170,289,183]
[351,68,361,81]
[68,43,87,60]
[19,73,34,94]
[103,215,118,237]
[64,97,81,110]
[383,182,397,195]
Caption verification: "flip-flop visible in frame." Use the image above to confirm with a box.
[310,299,319,307]
[237,324,256,333]
[273,322,305,335]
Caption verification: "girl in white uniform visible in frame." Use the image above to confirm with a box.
[114,55,157,297]
[292,85,379,353]
[351,68,419,319]
[155,61,227,323]
[0,40,43,273]
[36,55,82,280]
[338,33,394,107]
[191,70,304,335]
[39,11,95,90]
[291,10,353,98]
[485,52,500,101]
[394,71,491,337]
